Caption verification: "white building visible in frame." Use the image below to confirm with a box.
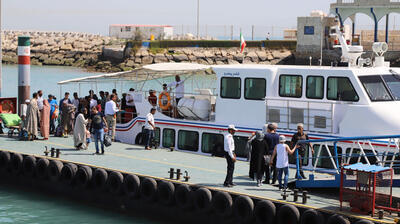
[109,24,173,40]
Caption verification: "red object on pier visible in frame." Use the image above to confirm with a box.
[0,98,17,114]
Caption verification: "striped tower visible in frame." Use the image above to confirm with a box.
[18,36,30,115]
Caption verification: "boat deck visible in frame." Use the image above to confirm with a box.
[0,134,397,224]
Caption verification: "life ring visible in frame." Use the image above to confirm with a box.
[123,174,141,199]
[0,151,11,171]
[48,160,63,182]
[193,188,212,213]
[140,177,158,202]
[212,191,233,217]
[254,200,276,224]
[10,153,23,174]
[76,165,93,188]
[175,184,192,210]
[300,209,324,224]
[61,163,78,185]
[157,181,175,205]
[36,158,50,179]
[277,204,300,224]
[22,156,36,177]
[158,92,171,111]
[327,214,350,224]
[233,195,254,222]
[93,168,108,190]
[107,171,124,195]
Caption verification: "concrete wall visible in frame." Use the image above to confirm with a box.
[109,25,173,40]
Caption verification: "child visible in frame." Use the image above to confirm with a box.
[270,135,297,190]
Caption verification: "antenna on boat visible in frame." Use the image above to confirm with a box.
[372,42,389,67]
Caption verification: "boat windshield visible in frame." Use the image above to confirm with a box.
[359,75,392,101]
[382,74,400,100]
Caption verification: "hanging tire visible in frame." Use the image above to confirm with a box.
[10,153,23,174]
[175,184,192,209]
[212,191,233,217]
[193,188,212,213]
[93,168,108,190]
[277,204,300,224]
[233,195,254,222]
[354,220,374,224]
[254,200,276,224]
[327,214,350,224]
[123,174,140,198]
[36,158,50,179]
[107,171,123,195]
[0,151,10,171]
[22,156,36,177]
[140,177,158,202]
[76,165,93,188]
[135,133,144,145]
[157,181,175,205]
[48,160,63,182]
[300,209,324,224]
[60,163,78,185]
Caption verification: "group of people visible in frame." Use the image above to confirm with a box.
[223,123,312,190]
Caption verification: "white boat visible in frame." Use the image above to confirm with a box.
[58,26,400,174]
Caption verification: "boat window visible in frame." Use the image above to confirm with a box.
[306,76,324,99]
[244,78,266,100]
[327,77,359,102]
[345,148,377,165]
[279,75,302,98]
[233,136,249,158]
[201,133,224,157]
[162,128,175,148]
[312,145,342,169]
[178,130,199,152]
[220,77,241,99]
[155,127,160,145]
[382,74,400,100]
[359,76,392,101]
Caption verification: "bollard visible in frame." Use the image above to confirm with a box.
[169,147,174,152]
[302,191,310,204]
[168,168,175,179]
[50,148,55,157]
[44,146,49,156]
[378,210,384,219]
[291,189,298,202]
[56,149,61,158]
[183,171,190,182]
[281,189,289,200]
[176,169,182,180]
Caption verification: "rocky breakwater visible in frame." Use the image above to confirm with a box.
[2,30,114,68]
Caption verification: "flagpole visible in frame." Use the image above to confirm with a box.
[196,0,200,40]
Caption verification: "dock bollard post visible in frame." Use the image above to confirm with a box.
[292,189,298,202]
[50,148,55,157]
[183,171,190,182]
[302,191,310,204]
[176,169,182,180]
[168,168,175,179]
[378,210,384,219]
[44,146,49,156]
[56,149,61,158]
[281,189,289,200]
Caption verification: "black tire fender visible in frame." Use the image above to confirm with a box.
[107,171,124,195]
[327,214,350,224]
[277,204,300,224]
[233,195,254,222]
[254,200,276,224]
[76,165,93,188]
[193,188,212,213]
[0,151,10,171]
[22,155,36,177]
[175,184,192,209]
[354,220,374,224]
[300,209,324,224]
[212,191,233,217]
[60,163,78,185]
[48,160,63,182]
[157,181,175,205]
[123,174,140,198]
[93,168,108,190]
[140,177,158,202]
[10,153,23,174]
[36,158,50,179]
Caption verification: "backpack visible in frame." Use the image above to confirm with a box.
[18,130,28,141]
[104,134,112,147]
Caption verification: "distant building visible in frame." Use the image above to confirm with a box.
[283,29,297,40]
[109,24,173,40]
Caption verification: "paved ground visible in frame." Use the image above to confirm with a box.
[0,134,396,223]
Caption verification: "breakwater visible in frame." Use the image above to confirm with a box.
[1,31,295,73]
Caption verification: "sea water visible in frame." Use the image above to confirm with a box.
[0,64,164,224]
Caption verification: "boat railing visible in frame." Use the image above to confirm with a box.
[295,135,400,178]
[265,98,335,134]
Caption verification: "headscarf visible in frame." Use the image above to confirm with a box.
[255,131,264,141]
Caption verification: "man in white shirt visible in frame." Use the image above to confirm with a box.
[37,90,44,111]
[105,94,119,141]
[167,75,184,104]
[125,88,136,120]
[144,108,156,150]
[224,124,237,187]
[72,92,80,113]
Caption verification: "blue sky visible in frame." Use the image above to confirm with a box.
[3,0,337,35]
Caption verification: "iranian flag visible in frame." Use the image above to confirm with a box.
[240,32,246,53]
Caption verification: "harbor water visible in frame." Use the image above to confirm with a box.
[0,64,165,224]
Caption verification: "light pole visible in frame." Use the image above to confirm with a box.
[0,0,2,97]
[197,0,200,40]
